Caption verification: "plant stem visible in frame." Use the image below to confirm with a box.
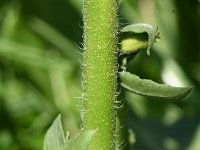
[116,89,129,150]
[83,0,118,149]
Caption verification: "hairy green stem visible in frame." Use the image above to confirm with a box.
[116,89,129,150]
[83,0,118,149]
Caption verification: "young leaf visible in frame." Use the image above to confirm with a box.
[66,130,97,150]
[120,23,160,55]
[120,71,193,102]
[44,114,66,150]
[44,115,96,150]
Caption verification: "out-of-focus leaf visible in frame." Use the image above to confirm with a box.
[120,0,140,22]
[1,4,20,39]
[68,0,82,13]
[120,71,193,101]
[29,18,80,60]
[188,124,200,150]
[0,71,2,96]
[0,38,73,71]
[44,115,66,150]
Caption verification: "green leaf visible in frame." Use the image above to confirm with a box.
[44,115,66,150]
[120,71,193,102]
[44,115,97,150]
[120,23,160,55]
[66,130,97,150]
[29,18,80,60]
[0,38,73,71]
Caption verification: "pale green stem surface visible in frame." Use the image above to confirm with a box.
[116,89,129,150]
[83,0,118,149]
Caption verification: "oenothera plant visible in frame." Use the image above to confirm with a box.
[44,0,193,150]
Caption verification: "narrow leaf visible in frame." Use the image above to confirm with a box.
[0,38,73,71]
[120,71,193,101]
[66,130,97,150]
[120,23,159,55]
[29,18,80,60]
[44,114,66,150]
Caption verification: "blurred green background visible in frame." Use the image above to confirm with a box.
[0,0,199,150]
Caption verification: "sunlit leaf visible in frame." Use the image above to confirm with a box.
[44,115,66,150]
[66,130,97,150]
[120,71,193,101]
[44,115,96,150]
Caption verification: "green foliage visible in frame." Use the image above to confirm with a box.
[0,1,81,150]
[66,130,97,150]
[44,115,96,150]
[120,23,160,55]
[119,23,191,103]
[120,71,193,101]
[44,115,66,150]
[0,0,199,150]
[119,23,160,70]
